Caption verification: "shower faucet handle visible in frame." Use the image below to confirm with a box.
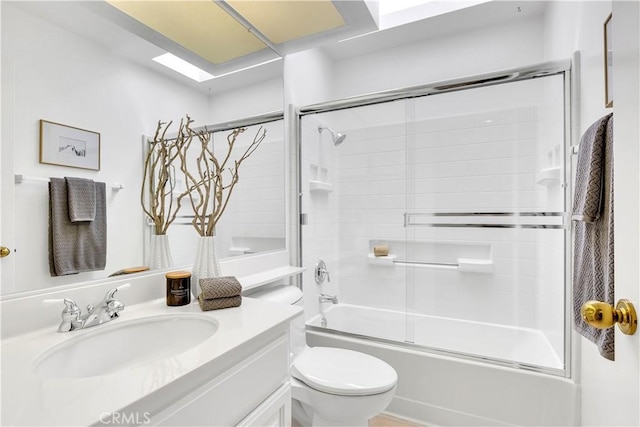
[315,259,331,284]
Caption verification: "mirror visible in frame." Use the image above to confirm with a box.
[155,116,286,267]
[1,1,284,296]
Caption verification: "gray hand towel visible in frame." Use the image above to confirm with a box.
[198,294,242,311]
[572,113,614,361]
[65,177,96,222]
[49,177,107,276]
[199,276,242,299]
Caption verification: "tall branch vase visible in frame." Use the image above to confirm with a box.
[192,235,222,297]
[148,234,174,270]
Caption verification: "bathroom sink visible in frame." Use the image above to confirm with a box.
[32,314,218,379]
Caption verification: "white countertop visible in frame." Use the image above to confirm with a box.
[1,297,301,426]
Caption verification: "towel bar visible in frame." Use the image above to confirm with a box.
[15,174,124,191]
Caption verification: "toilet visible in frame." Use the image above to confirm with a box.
[249,285,397,427]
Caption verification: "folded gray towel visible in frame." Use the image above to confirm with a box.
[65,177,96,222]
[198,294,242,311]
[49,177,107,276]
[199,276,242,299]
[572,113,614,361]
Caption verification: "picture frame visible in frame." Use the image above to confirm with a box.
[604,13,613,108]
[39,120,100,170]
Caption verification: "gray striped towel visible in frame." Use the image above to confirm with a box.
[572,113,614,361]
[49,177,107,276]
[199,276,242,299]
[198,294,242,311]
[65,177,96,222]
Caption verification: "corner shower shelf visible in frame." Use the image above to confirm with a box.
[309,180,333,193]
[238,265,306,291]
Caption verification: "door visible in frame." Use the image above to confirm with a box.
[582,1,640,425]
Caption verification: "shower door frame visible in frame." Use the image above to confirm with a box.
[294,59,573,378]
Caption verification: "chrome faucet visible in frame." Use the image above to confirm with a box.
[319,293,338,304]
[44,284,129,332]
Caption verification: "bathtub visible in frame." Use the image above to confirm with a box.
[306,304,577,426]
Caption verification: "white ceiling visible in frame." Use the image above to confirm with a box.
[10,1,547,96]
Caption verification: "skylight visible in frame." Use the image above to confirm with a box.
[377,0,493,30]
[378,0,438,17]
[152,53,215,82]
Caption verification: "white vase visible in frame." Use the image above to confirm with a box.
[148,234,174,270]
[192,235,222,297]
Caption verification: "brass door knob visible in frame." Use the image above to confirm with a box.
[0,246,10,258]
[581,299,638,335]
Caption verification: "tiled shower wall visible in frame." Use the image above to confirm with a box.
[301,75,567,358]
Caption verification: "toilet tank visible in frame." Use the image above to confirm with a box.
[247,285,306,360]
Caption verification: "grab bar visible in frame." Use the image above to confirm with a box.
[404,212,566,229]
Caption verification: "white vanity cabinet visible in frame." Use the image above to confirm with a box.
[138,327,291,427]
[237,383,291,427]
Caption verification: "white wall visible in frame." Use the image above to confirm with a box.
[1,3,208,294]
[333,18,544,99]
[209,77,282,123]
[284,48,335,107]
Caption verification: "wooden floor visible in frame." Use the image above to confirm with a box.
[369,414,426,427]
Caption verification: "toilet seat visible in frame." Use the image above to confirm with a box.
[291,347,397,396]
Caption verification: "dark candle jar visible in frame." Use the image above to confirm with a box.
[165,271,191,306]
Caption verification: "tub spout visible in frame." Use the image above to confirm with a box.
[319,293,338,304]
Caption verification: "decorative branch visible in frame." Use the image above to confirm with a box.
[178,125,267,237]
[140,117,193,235]
[142,114,267,238]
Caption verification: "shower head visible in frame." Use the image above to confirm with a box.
[318,125,346,146]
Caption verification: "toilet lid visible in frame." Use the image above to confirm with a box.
[291,347,397,396]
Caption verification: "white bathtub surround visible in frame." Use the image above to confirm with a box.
[309,304,562,371]
[311,305,559,371]
[1,296,300,426]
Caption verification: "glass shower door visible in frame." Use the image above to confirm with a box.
[300,68,569,374]
[300,100,413,343]
[403,74,568,371]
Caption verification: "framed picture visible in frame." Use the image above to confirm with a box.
[604,13,613,108]
[39,120,100,170]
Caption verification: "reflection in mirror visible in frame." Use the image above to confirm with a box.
[152,116,286,268]
[1,2,283,297]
